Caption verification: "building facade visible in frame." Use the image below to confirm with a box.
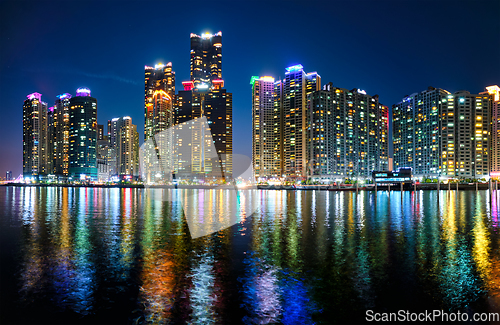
[97,139,112,182]
[393,87,492,179]
[486,85,500,176]
[23,92,48,178]
[174,81,233,180]
[51,93,71,177]
[190,31,222,88]
[251,76,280,180]
[144,63,175,141]
[117,117,139,178]
[143,63,175,183]
[308,83,388,180]
[280,65,321,179]
[68,88,98,180]
[393,87,449,177]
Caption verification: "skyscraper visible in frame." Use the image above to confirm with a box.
[393,87,492,179]
[308,83,388,180]
[23,92,48,178]
[117,116,139,178]
[47,106,55,175]
[68,88,98,181]
[97,138,112,182]
[441,91,490,178]
[175,80,232,180]
[485,85,500,176]
[144,63,175,141]
[52,93,71,177]
[393,87,448,177]
[279,64,321,179]
[251,76,280,180]
[190,31,222,88]
[143,63,175,183]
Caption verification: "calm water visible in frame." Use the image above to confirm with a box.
[1,187,500,324]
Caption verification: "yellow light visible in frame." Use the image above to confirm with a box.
[486,85,500,101]
[260,76,275,82]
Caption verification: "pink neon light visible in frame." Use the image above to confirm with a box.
[182,81,195,91]
[27,92,42,101]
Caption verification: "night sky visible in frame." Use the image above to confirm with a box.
[1,0,499,178]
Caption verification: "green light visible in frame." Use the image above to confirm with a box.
[250,76,259,86]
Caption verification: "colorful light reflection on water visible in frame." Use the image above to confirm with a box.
[0,187,499,324]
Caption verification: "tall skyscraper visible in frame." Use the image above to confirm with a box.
[51,93,71,177]
[97,138,112,182]
[175,80,232,180]
[117,116,139,178]
[393,87,492,178]
[485,85,500,175]
[393,87,448,177]
[68,88,98,180]
[251,76,280,180]
[6,171,12,181]
[143,63,175,182]
[23,92,48,178]
[308,83,388,180]
[279,64,321,179]
[441,91,490,178]
[108,117,121,148]
[144,63,175,141]
[190,31,222,88]
[47,106,55,175]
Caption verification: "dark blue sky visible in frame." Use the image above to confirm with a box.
[1,0,499,177]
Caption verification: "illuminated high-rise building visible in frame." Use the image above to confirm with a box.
[190,31,222,88]
[393,87,447,177]
[144,63,175,141]
[278,64,321,179]
[68,88,98,180]
[23,92,48,178]
[47,106,55,175]
[108,117,121,148]
[308,83,388,180]
[117,116,139,178]
[204,80,232,179]
[393,87,491,178]
[49,93,72,177]
[273,79,284,177]
[175,80,232,180]
[143,63,175,182]
[484,85,500,175]
[251,76,280,180]
[97,138,112,182]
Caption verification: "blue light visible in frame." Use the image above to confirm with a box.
[285,64,304,72]
[459,98,465,103]
[57,93,72,100]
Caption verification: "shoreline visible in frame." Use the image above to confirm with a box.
[0,183,492,190]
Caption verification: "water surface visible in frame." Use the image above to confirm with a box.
[1,187,499,324]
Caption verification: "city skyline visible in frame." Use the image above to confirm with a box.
[2,0,499,177]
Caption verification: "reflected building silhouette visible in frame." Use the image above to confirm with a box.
[3,187,500,324]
